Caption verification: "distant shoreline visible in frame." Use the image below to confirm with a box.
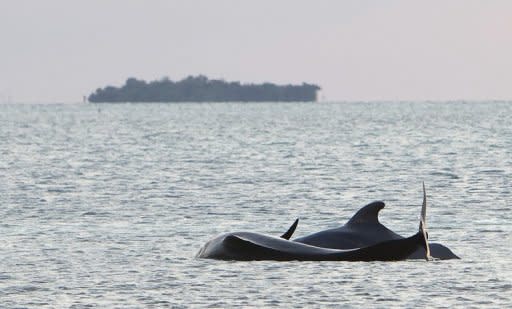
[88,76,321,103]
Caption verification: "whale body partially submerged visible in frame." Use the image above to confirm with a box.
[197,185,437,262]
[196,227,429,261]
[294,201,459,260]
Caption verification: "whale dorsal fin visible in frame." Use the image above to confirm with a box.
[346,201,385,225]
[280,218,299,240]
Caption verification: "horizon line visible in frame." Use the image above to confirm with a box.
[1,99,511,105]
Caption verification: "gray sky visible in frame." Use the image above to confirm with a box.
[1,0,511,102]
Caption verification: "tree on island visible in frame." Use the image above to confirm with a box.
[88,75,320,102]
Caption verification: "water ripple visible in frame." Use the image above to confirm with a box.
[0,102,511,307]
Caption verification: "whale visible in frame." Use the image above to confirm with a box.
[196,203,432,262]
[196,227,428,261]
[293,185,459,260]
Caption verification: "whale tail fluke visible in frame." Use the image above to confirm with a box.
[419,182,432,261]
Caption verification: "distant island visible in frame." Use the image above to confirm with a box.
[88,75,320,103]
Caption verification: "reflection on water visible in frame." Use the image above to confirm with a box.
[0,102,511,307]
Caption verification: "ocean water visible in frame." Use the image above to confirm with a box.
[0,101,511,308]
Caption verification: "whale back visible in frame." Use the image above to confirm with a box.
[294,201,402,249]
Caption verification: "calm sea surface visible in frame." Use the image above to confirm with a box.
[0,102,511,308]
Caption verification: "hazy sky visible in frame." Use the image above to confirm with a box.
[1,0,511,102]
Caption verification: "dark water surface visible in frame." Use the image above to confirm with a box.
[0,102,511,307]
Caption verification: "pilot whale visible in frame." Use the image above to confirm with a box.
[294,185,459,260]
[196,203,431,262]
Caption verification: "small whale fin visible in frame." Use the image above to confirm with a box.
[346,201,385,225]
[419,182,432,261]
[419,182,427,230]
[280,218,299,240]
